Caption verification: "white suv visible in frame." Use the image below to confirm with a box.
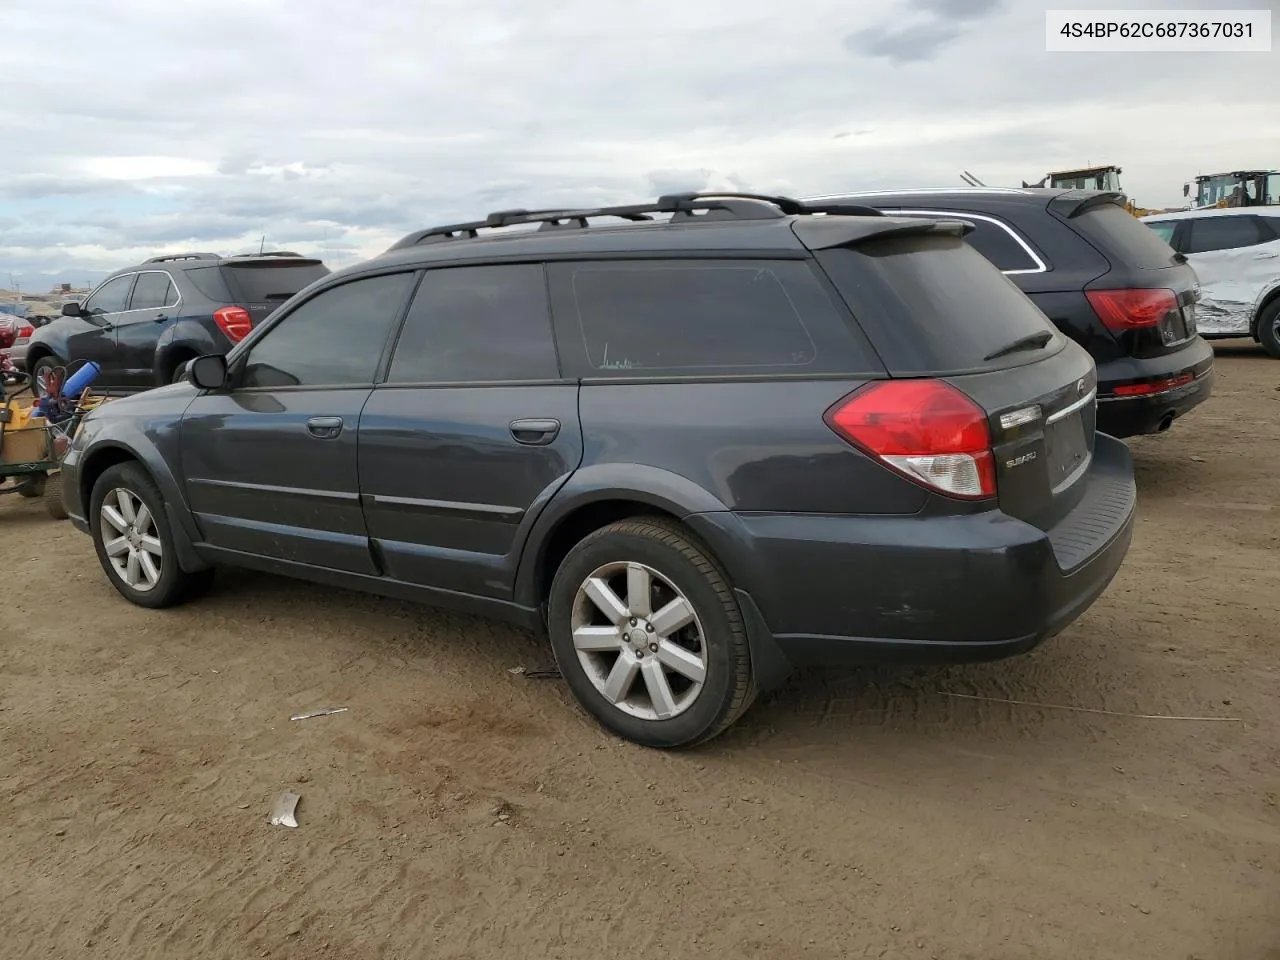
[1142,207,1280,357]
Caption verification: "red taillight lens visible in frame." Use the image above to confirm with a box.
[1111,373,1194,397]
[213,306,253,343]
[17,324,33,339]
[825,380,996,499]
[1086,288,1178,332]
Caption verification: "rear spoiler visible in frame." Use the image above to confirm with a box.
[792,215,974,251]
[1049,190,1127,219]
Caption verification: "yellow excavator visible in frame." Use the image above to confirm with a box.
[1184,170,1279,208]
[1021,165,1159,217]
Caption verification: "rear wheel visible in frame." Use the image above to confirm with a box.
[547,517,755,749]
[170,359,194,384]
[90,462,214,608]
[1257,301,1280,359]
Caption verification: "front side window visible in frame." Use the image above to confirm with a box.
[129,272,176,311]
[83,275,135,316]
[1185,216,1263,254]
[386,263,558,383]
[240,272,414,388]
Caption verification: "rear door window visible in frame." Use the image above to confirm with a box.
[1184,216,1266,254]
[815,234,1061,375]
[128,272,176,311]
[386,263,559,383]
[221,260,330,304]
[549,259,880,377]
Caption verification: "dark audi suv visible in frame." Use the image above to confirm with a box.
[810,187,1214,438]
[61,193,1137,748]
[25,251,329,394]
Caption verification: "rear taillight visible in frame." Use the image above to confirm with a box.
[825,380,996,499]
[213,306,253,343]
[1086,288,1178,332]
[17,324,33,339]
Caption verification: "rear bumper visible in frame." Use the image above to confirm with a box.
[688,434,1136,684]
[1095,336,1214,437]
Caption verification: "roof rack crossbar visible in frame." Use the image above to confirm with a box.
[388,194,801,250]
[144,252,221,264]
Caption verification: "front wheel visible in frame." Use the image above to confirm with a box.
[29,356,59,398]
[1257,301,1280,359]
[89,462,214,608]
[547,517,755,749]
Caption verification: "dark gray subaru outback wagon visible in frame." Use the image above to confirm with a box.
[60,193,1137,748]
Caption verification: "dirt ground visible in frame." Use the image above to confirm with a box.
[2,345,1278,960]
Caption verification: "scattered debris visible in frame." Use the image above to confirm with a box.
[939,691,1244,722]
[509,664,561,680]
[269,791,301,828]
[290,707,348,721]
[1190,456,1207,463]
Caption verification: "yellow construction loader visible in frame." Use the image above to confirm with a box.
[1021,165,1158,217]
[1184,170,1279,209]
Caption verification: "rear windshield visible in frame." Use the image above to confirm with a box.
[221,260,329,303]
[1066,201,1181,270]
[814,234,1061,375]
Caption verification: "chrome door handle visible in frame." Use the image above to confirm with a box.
[306,416,344,440]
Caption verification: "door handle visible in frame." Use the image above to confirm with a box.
[154,314,170,323]
[306,416,344,440]
[1254,252,1278,259]
[510,418,561,445]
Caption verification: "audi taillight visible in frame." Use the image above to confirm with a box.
[213,306,253,343]
[1086,288,1178,332]
[825,380,996,499]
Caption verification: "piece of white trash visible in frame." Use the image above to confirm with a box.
[269,791,301,828]
[290,707,348,721]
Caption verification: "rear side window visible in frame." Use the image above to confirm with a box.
[815,235,1060,375]
[1184,216,1265,254]
[896,210,1041,272]
[553,259,877,376]
[386,264,559,383]
[221,260,329,304]
[1066,201,1180,269]
[1144,220,1177,245]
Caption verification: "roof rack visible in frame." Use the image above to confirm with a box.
[387,192,888,250]
[144,253,221,264]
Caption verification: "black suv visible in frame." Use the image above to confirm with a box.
[24,252,329,394]
[60,193,1137,748]
[810,188,1214,438]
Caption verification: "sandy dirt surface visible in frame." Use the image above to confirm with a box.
[2,345,1278,960]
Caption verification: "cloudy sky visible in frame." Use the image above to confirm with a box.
[2,0,1277,290]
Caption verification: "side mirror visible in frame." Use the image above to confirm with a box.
[189,354,229,390]
[61,302,83,318]
[1182,183,1190,197]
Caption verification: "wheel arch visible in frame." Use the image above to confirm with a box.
[78,437,210,572]
[1250,282,1280,341]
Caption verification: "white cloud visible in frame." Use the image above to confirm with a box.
[1,0,1277,287]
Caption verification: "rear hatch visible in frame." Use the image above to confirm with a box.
[217,255,330,325]
[811,226,1097,532]
[1049,192,1201,358]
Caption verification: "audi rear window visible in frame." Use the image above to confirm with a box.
[1067,201,1182,270]
[221,260,329,303]
[815,234,1061,375]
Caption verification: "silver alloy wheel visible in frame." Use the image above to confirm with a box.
[100,487,163,592]
[570,561,708,721]
[34,366,51,397]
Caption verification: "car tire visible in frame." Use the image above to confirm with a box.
[546,517,755,749]
[1257,300,1280,359]
[44,471,68,520]
[89,462,214,608]
[29,356,59,398]
[170,360,192,384]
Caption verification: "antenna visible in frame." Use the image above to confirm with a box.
[961,170,987,187]
[259,235,266,255]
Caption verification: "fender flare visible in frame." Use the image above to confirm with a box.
[78,431,209,572]
[511,462,730,609]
